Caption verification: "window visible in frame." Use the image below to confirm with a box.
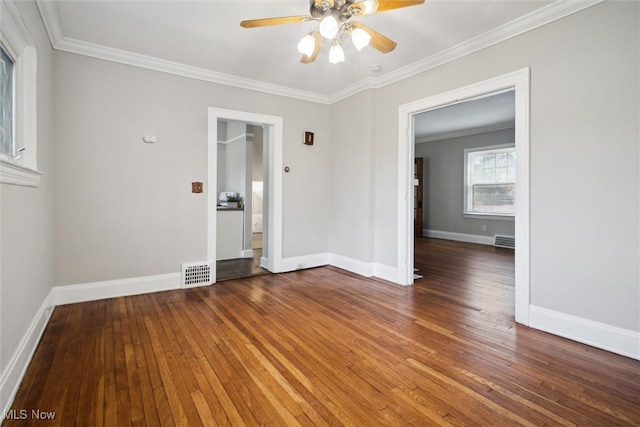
[0,0,40,187]
[464,145,515,216]
[0,42,15,157]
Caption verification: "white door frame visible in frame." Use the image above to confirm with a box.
[207,108,284,282]
[397,68,531,325]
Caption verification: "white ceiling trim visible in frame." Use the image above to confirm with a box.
[329,0,604,103]
[36,0,603,106]
[415,121,515,144]
[35,0,331,104]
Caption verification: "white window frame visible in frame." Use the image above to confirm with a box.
[464,143,515,219]
[0,0,40,187]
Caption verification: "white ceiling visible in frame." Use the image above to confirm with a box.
[414,89,515,142]
[35,0,602,103]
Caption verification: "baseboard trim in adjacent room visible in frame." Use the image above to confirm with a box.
[52,272,182,306]
[424,229,494,246]
[530,305,640,361]
[0,291,54,420]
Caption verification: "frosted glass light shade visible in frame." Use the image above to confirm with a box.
[319,15,339,39]
[329,44,345,64]
[297,34,316,57]
[351,28,371,50]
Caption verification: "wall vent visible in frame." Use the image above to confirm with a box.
[494,235,515,249]
[181,261,213,288]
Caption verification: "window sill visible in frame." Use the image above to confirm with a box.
[0,159,42,187]
[463,212,514,221]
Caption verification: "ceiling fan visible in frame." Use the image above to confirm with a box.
[240,0,425,64]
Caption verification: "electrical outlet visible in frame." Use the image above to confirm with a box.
[482,225,487,232]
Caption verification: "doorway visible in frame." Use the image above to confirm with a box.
[397,69,531,325]
[215,120,267,281]
[207,108,284,283]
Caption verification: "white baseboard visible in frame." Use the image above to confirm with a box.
[424,229,494,246]
[52,272,181,306]
[241,249,253,258]
[328,253,404,285]
[1,291,54,420]
[374,263,403,284]
[530,305,640,361]
[281,253,331,272]
[330,253,374,277]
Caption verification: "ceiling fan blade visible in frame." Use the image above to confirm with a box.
[350,0,425,15]
[351,21,397,53]
[301,33,322,64]
[240,15,310,28]
[375,0,425,13]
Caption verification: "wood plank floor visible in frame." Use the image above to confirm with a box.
[6,238,640,426]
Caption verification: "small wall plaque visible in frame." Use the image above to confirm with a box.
[303,131,314,145]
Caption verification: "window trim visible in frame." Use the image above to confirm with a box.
[0,0,40,187]
[463,143,515,217]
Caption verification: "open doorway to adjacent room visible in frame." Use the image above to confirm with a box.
[412,89,516,319]
[398,69,530,325]
[215,119,269,281]
[207,108,284,284]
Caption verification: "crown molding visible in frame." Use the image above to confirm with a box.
[35,1,331,105]
[57,37,333,105]
[34,0,63,47]
[37,0,603,106]
[415,121,515,144]
[329,0,605,103]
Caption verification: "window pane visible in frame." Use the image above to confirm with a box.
[466,146,516,215]
[483,154,495,168]
[496,167,508,182]
[473,183,515,214]
[0,43,14,156]
[496,152,507,167]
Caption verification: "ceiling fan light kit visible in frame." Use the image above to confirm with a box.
[329,43,345,64]
[319,14,340,39]
[297,33,317,57]
[240,0,425,64]
[351,28,371,51]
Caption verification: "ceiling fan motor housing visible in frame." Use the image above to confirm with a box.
[310,0,359,21]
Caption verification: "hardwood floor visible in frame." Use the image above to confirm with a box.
[6,238,640,426]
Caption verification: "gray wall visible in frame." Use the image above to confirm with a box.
[0,0,55,393]
[329,89,375,262]
[368,1,638,331]
[415,128,515,238]
[54,52,331,285]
